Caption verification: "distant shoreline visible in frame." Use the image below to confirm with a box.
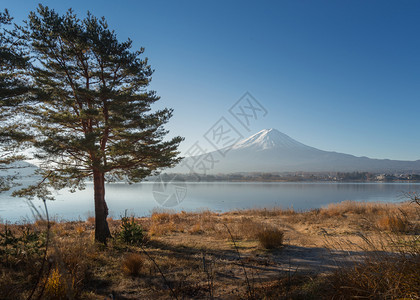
[149,172,420,183]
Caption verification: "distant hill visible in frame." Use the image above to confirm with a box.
[0,161,40,190]
[0,161,38,177]
[172,129,420,174]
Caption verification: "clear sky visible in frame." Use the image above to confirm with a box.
[4,0,420,160]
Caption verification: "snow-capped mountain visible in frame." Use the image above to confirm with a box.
[172,129,420,174]
[231,129,312,151]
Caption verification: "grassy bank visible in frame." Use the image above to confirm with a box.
[0,200,419,299]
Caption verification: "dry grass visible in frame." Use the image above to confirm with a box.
[86,216,95,225]
[0,200,418,299]
[319,200,417,220]
[188,223,203,234]
[377,215,410,233]
[320,200,388,216]
[233,206,297,217]
[329,255,420,299]
[148,211,185,236]
[318,200,420,299]
[324,234,420,299]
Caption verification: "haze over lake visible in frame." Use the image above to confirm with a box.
[1,182,419,222]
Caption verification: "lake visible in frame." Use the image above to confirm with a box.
[0,182,419,222]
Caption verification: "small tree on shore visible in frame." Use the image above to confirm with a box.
[18,5,183,243]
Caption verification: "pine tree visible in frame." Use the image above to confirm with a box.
[0,9,31,192]
[19,5,183,243]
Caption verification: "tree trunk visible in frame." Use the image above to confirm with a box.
[93,170,111,243]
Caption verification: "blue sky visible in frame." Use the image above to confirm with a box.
[5,0,420,160]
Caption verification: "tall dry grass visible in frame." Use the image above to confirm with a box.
[322,200,420,299]
[326,242,420,298]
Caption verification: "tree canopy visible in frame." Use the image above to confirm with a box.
[12,5,183,242]
[0,9,32,192]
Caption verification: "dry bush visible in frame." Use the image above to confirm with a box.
[217,217,285,248]
[122,253,144,276]
[377,215,410,233]
[256,227,284,249]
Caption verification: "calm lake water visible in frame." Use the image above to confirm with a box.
[0,182,419,222]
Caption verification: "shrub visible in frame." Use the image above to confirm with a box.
[377,215,409,233]
[117,216,145,245]
[122,253,144,276]
[257,227,284,249]
[0,225,46,265]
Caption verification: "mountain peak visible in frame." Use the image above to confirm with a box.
[173,128,420,174]
[232,128,310,151]
[258,128,275,135]
[261,128,274,132]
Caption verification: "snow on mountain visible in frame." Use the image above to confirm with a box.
[231,128,313,151]
[171,129,420,174]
